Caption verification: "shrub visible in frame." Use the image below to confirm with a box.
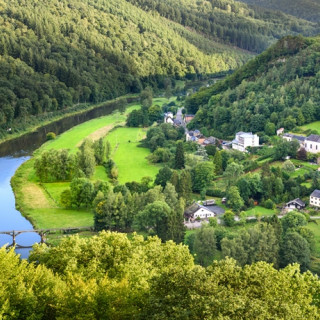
[46,132,56,140]
[264,199,275,209]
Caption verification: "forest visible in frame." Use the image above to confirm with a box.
[0,0,319,139]
[187,35,320,139]
[1,232,320,319]
[239,0,320,22]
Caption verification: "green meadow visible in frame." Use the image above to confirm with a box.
[105,127,161,184]
[300,121,320,134]
[13,99,165,229]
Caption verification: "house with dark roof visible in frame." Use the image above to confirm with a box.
[284,198,306,212]
[283,133,306,148]
[184,202,225,221]
[310,189,320,207]
[305,135,320,154]
[203,136,217,146]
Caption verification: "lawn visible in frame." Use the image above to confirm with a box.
[39,104,140,154]
[244,206,278,217]
[300,121,320,134]
[28,208,93,229]
[105,127,161,183]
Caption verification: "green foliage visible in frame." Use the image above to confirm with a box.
[223,210,236,227]
[188,36,320,134]
[240,0,320,22]
[154,166,172,187]
[191,161,214,192]
[46,132,56,141]
[227,186,244,212]
[281,211,308,232]
[174,141,185,169]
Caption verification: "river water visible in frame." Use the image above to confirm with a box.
[0,98,132,258]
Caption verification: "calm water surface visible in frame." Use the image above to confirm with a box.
[0,156,40,258]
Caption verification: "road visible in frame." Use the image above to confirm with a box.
[176,107,186,128]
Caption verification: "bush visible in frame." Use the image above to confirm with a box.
[264,199,275,209]
[46,132,56,140]
[206,188,225,198]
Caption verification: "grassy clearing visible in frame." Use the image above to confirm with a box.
[244,206,278,217]
[105,127,161,183]
[300,121,320,134]
[38,104,140,154]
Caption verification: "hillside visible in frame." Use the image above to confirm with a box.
[239,0,320,22]
[187,35,320,138]
[0,0,319,138]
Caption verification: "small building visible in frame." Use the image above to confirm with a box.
[305,134,320,154]
[203,199,215,206]
[184,114,195,124]
[232,132,259,152]
[203,136,217,146]
[277,128,284,136]
[164,112,174,124]
[310,189,320,208]
[285,198,306,212]
[184,202,215,221]
[173,119,182,127]
[186,131,198,142]
[283,133,306,148]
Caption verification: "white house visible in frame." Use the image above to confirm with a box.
[232,132,259,152]
[164,112,174,124]
[277,128,284,136]
[310,189,320,208]
[305,135,320,154]
[283,133,306,148]
[184,202,215,221]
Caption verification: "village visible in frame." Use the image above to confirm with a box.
[164,109,320,227]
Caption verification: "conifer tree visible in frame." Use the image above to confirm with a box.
[174,142,185,169]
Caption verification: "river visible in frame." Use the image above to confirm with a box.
[0,98,131,258]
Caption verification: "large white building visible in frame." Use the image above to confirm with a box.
[232,132,259,152]
[310,189,320,208]
[305,134,320,154]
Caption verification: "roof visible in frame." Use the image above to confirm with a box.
[286,198,305,207]
[311,189,320,198]
[184,202,225,217]
[283,133,306,142]
[173,119,181,125]
[307,134,320,143]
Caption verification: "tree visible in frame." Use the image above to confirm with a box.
[177,170,193,202]
[265,122,276,136]
[140,87,153,109]
[213,151,223,175]
[223,162,244,187]
[154,166,172,188]
[282,160,295,172]
[174,142,185,169]
[227,186,244,212]
[223,210,235,227]
[280,232,311,271]
[192,162,214,192]
[134,201,171,241]
[297,147,307,161]
[70,177,95,208]
[193,226,217,266]
[93,138,106,165]
[77,143,96,178]
[281,211,307,232]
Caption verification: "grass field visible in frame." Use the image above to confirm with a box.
[244,206,278,217]
[38,104,141,154]
[105,127,161,183]
[300,121,320,134]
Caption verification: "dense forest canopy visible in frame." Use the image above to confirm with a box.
[187,35,320,138]
[239,0,320,22]
[0,0,319,137]
[1,232,320,319]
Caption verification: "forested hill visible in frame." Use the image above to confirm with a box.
[187,35,320,138]
[239,0,320,22]
[0,0,319,136]
[0,0,250,134]
[127,0,319,53]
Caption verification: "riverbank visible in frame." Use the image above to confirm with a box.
[11,99,165,231]
[0,94,138,151]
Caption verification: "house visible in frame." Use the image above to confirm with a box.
[277,128,284,136]
[184,202,215,221]
[304,134,320,154]
[232,132,259,152]
[164,112,174,124]
[184,114,195,124]
[283,133,306,148]
[284,198,306,212]
[203,136,217,146]
[310,189,320,207]
[173,119,182,127]
[186,131,198,142]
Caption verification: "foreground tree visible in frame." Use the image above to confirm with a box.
[174,142,185,169]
